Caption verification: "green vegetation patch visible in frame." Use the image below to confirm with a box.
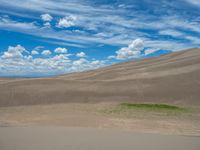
[99,103,187,117]
[120,103,182,111]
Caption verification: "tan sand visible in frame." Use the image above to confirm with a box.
[0,48,200,107]
[0,127,200,150]
[0,48,200,149]
[0,103,200,136]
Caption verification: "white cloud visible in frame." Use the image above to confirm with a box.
[159,29,183,37]
[144,49,159,55]
[57,15,77,28]
[0,1,199,52]
[40,13,53,22]
[24,55,33,62]
[145,39,192,51]
[107,55,115,59]
[1,15,198,50]
[164,16,200,34]
[185,36,200,44]
[0,45,106,76]
[34,46,44,51]
[115,39,144,60]
[71,58,105,73]
[31,50,39,55]
[0,16,37,30]
[184,0,200,7]
[54,47,68,53]
[90,60,101,65]
[42,50,52,56]
[1,45,25,59]
[159,29,200,45]
[76,52,86,57]
[43,22,51,27]
[52,54,69,61]
[73,58,87,66]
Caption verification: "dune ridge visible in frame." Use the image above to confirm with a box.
[0,48,200,107]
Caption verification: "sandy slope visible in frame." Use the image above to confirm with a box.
[0,48,200,106]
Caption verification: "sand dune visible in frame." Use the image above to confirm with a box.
[0,48,200,106]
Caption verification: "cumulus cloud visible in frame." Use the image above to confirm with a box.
[71,58,105,73]
[42,50,52,56]
[107,55,115,59]
[40,13,53,22]
[90,60,101,65]
[54,47,68,53]
[73,58,87,65]
[57,15,77,28]
[52,54,69,61]
[31,50,39,55]
[115,39,144,60]
[43,22,51,28]
[0,45,105,76]
[1,45,25,59]
[76,52,86,57]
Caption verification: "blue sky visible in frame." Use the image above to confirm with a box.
[0,0,200,77]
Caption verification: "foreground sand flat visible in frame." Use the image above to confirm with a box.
[0,127,200,150]
[0,103,200,136]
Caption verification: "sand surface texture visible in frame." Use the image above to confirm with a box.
[0,127,200,150]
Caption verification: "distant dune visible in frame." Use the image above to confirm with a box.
[0,48,200,107]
